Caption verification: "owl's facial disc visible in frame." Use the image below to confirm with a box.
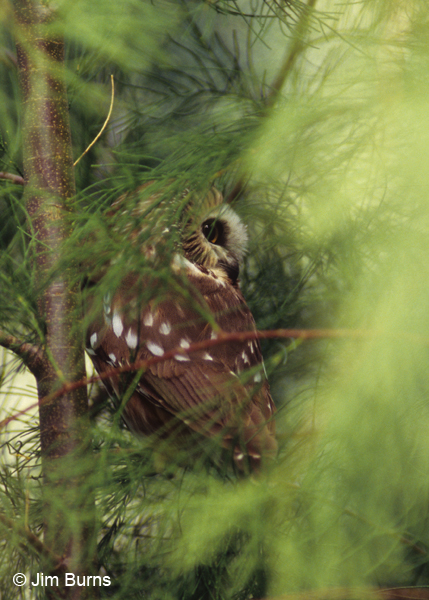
[201,205,247,259]
[178,189,248,284]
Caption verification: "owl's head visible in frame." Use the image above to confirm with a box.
[182,188,248,284]
[107,184,248,285]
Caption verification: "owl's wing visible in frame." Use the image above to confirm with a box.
[86,269,277,470]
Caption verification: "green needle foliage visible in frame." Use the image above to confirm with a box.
[2,1,429,599]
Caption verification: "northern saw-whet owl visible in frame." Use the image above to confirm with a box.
[85,185,277,472]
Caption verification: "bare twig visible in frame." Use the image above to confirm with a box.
[0,171,25,185]
[73,74,115,167]
[2,325,427,432]
[378,589,429,600]
[256,587,429,600]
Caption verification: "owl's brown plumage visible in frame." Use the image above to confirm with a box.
[85,186,277,471]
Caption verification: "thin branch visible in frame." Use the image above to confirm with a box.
[265,0,318,110]
[1,48,18,67]
[2,325,427,564]
[343,505,427,556]
[257,587,429,600]
[73,74,115,167]
[0,329,44,374]
[225,0,318,203]
[0,512,64,568]
[378,589,429,600]
[0,402,39,431]
[2,325,427,433]
[286,482,427,559]
[0,171,25,185]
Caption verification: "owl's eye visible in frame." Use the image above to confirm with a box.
[202,219,225,246]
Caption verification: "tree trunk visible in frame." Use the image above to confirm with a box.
[14,1,97,597]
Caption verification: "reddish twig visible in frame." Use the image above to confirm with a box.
[1,325,425,432]
[3,326,427,566]
[378,589,429,599]
[256,588,429,600]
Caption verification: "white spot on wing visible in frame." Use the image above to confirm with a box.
[242,350,250,365]
[203,352,213,361]
[90,332,98,348]
[86,348,96,356]
[112,312,124,338]
[147,341,164,356]
[109,353,117,363]
[103,293,112,315]
[249,452,261,460]
[159,322,171,335]
[210,331,217,340]
[144,313,154,327]
[249,341,255,354]
[126,329,138,349]
[180,339,190,349]
[254,372,262,383]
[174,354,190,362]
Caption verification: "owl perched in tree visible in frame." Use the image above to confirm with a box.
[85,185,277,472]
